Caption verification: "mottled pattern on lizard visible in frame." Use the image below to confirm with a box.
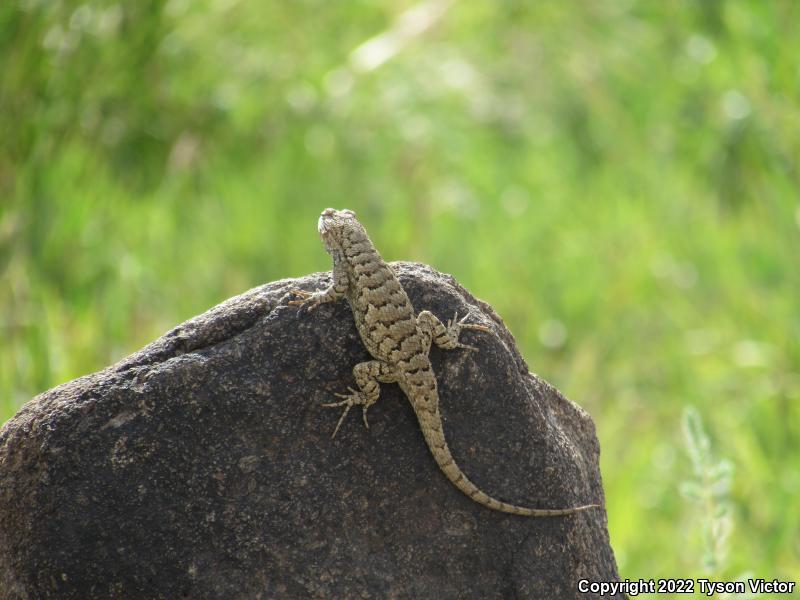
[290,208,599,517]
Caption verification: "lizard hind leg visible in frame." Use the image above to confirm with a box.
[417,310,490,353]
[322,360,398,438]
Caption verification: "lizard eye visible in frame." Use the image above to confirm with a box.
[342,209,356,217]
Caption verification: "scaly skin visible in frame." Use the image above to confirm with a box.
[291,208,599,517]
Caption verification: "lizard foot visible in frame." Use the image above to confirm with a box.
[288,288,323,313]
[446,311,491,352]
[321,387,375,439]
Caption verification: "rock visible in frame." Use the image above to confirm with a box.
[0,262,621,599]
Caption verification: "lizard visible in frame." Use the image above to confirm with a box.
[290,207,599,517]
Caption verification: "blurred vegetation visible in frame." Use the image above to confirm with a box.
[2,0,798,589]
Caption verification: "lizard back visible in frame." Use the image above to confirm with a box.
[327,215,420,364]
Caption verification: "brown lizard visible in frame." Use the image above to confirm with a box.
[291,208,599,517]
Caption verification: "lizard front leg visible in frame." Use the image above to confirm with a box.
[416,310,490,353]
[323,360,399,438]
[289,250,349,312]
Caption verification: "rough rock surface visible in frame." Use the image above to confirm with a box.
[0,262,620,599]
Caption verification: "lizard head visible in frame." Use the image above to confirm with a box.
[318,208,360,253]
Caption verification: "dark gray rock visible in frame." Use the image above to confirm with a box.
[0,262,620,599]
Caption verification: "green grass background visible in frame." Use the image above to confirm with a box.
[2,0,798,591]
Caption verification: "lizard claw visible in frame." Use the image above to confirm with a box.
[458,313,491,333]
[325,402,352,439]
[322,388,374,438]
[289,288,321,313]
[446,311,490,351]
[287,288,311,304]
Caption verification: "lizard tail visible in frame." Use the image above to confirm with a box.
[415,406,599,517]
